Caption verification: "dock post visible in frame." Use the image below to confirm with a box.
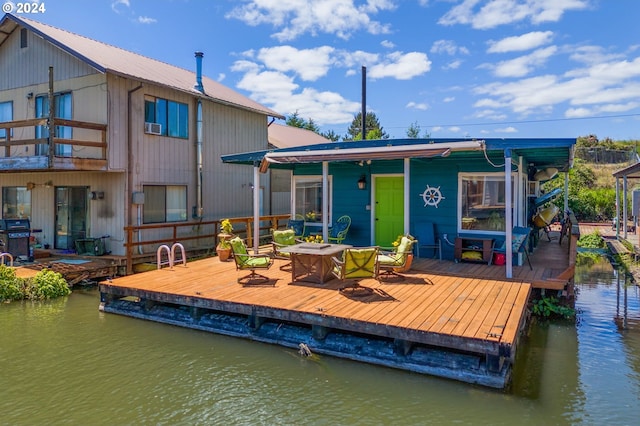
[248,314,264,330]
[393,339,413,356]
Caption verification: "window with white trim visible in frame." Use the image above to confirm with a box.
[143,185,187,223]
[458,173,517,233]
[292,176,332,226]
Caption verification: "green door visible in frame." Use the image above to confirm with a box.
[374,176,404,246]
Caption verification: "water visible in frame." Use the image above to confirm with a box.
[1,257,639,426]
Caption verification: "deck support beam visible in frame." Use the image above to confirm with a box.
[312,325,330,341]
[486,355,505,373]
[394,338,413,356]
[248,314,265,330]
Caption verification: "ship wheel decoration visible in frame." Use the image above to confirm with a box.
[420,184,445,208]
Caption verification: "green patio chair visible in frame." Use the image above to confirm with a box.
[332,246,379,292]
[287,215,306,239]
[271,228,299,271]
[229,236,274,285]
[377,235,415,279]
[328,215,351,244]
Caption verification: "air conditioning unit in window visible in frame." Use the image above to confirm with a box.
[144,122,162,135]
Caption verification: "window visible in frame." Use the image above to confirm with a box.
[459,173,516,233]
[20,28,27,48]
[0,101,12,139]
[292,176,332,225]
[2,187,31,219]
[144,97,189,138]
[35,92,72,156]
[143,185,187,223]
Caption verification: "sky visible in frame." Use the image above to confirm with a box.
[4,0,640,140]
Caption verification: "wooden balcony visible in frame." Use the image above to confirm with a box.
[0,118,107,171]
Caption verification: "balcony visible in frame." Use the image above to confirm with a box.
[0,118,107,171]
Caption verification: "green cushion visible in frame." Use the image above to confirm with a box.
[378,253,401,266]
[229,237,247,255]
[273,229,296,245]
[397,236,413,255]
[245,257,271,267]
[344,248,376,278]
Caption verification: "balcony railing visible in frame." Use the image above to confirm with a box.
[0,117,107,171]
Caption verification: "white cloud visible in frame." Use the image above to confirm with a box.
[431,126,443,132]
[439,0,588,29]
[494,126,518,133]
[111,0,129,13]
[226,0,396,41]
[492,46,557,77]
[568,45,625,66]
[406,101,429,110]
[381,40,395,49]
[488,31,554,53]
[368,51,431,80]
[443,97,455,103]
[474,56,640,116]
[431,39,470,55]
[137,16,157,24]
[448,126,461,133]
[233,62,359,125]
[254,45,335,81]
[443,60,462,70]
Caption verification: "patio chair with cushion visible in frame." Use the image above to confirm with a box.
[493,226,532,270]
[287,215,306,239]
[229,236,274,285]
[328,215,351,244]
[331,246,379,292]
[271,228,299,270]
[377,235,415,279]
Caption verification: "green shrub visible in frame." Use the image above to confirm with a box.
[0,265,23,301]
[25,269,70,300]
[531,296,576,319]
[577,232,606,249]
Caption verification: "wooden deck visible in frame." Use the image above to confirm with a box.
[97,252,549,388]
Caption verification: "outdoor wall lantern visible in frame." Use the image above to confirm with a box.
[357,175,367,190]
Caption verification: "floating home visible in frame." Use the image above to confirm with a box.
[99,137,578,388]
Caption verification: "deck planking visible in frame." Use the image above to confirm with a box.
[96,227,581,387]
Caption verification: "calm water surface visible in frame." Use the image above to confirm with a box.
[1,257,639,425]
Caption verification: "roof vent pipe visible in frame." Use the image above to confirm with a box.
[194,51,204,93]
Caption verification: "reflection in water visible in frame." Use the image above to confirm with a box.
[1,258,640,425]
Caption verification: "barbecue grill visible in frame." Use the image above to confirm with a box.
[0,218,31,259]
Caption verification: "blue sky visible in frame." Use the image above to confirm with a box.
[6,0,640,140]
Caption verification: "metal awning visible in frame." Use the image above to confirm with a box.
[263,140,483,165]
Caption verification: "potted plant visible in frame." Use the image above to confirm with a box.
[216,219,233,261]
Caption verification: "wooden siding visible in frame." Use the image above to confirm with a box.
[0,171,126,252]
[0,25,98,90]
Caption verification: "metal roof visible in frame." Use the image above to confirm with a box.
[221,138,576,170]
[612,161,640,179]
[0,13,284,119]
[268,123,330,148]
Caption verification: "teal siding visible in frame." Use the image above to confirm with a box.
[294,153,527,259]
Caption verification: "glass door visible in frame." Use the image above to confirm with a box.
[55,187,88,250]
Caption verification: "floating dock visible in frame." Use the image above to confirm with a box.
[99,256,531,388]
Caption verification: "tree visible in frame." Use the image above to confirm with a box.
[406,121,430,139]
[344,112,389,141]
[285,111,320,133]
[321,129,341,142]
[406,121,421,139]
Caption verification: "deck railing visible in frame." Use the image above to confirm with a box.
[123,214,292,274]
[0,118,107,167]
